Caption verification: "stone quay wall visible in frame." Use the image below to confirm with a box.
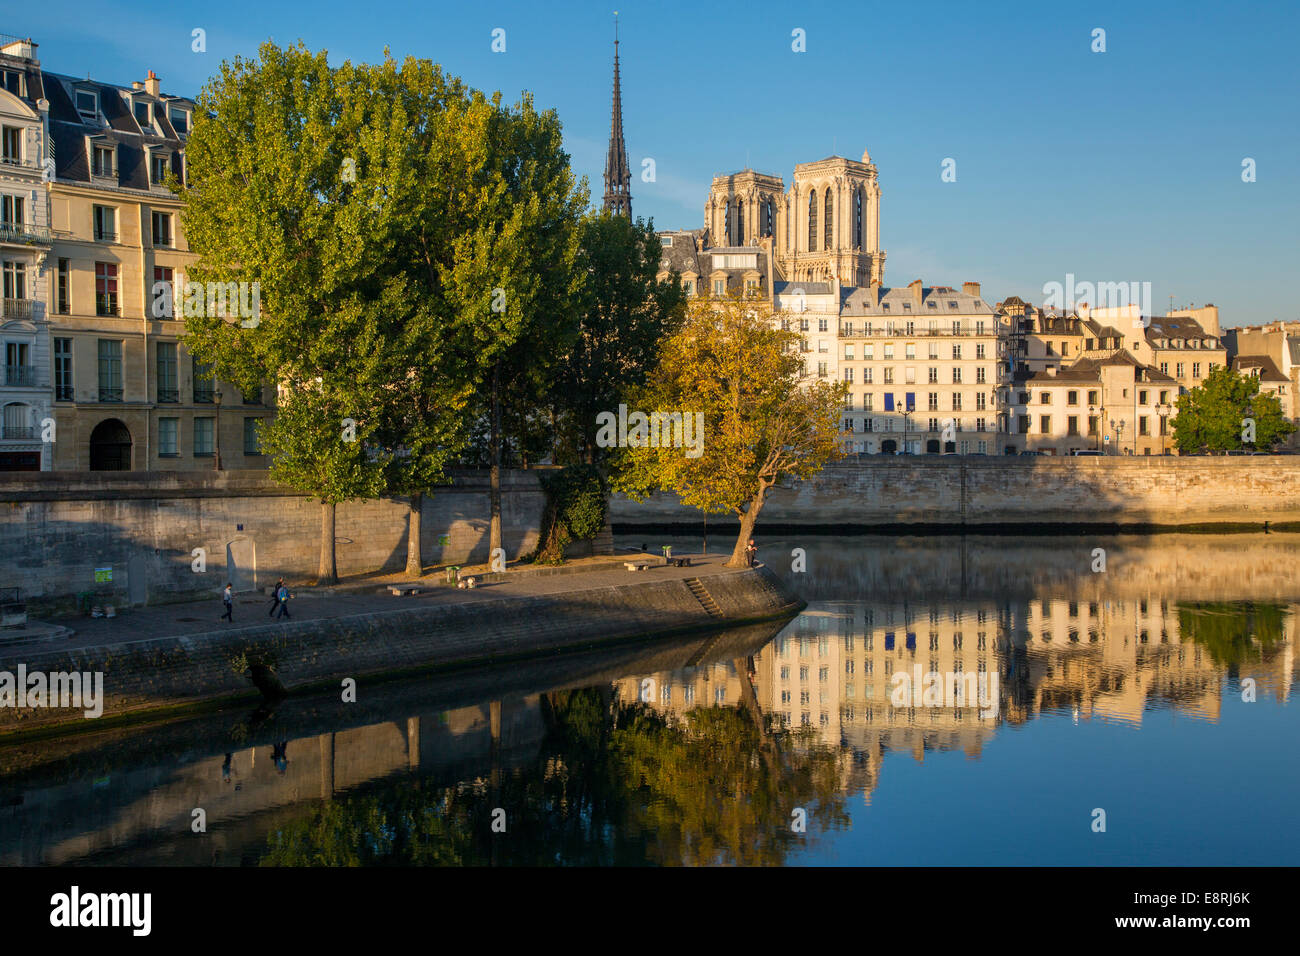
[610,457,1300,530]
[0,565,800,734]
[0,469,546,609]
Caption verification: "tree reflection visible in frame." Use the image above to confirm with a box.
[1177,601,1287,668]
[259,687,848,866]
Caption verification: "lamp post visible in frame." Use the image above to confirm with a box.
[213,387,223,471]
[1089,404,1098,450]
[1156,402,1171,455]
[1110,418,1124,456]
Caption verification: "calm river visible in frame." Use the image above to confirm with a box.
[2,533,1296,866]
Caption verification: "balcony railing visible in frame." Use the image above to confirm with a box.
[98,386,123,403]
[193,386,214,404]
[1,298,41,321]
[4,365,36,387]
[157,386,179,403]
[93,229,118,242]
[95,294,119,317]
[0,221,53,245]
[2,426,34,440]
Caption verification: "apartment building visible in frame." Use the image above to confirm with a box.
[0,34,274,471]
[0,34,52,470]
[835,280,1003,454]
[1008,352,1178,456]
[1224,320,1300,446]
[1132,310,1227,397]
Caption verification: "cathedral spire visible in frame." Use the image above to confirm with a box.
[602,14,632,217]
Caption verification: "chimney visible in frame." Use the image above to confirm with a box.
[962,281,981,298]
[131,81,143,91]
[908,278,923,308]
[1045,366,1057,377]
[145,70,160,97]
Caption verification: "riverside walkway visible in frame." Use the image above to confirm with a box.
[3,553,755,659]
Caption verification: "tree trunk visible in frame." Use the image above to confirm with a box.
[726,488,767,568]
[489,361,503,560]
[318,500,338,585]
[405,491,423,577]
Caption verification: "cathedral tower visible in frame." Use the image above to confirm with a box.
[782,150,885,287]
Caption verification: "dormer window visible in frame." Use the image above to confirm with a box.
[75,89,98,119]
[91,144,115,177]
[150,152,169,185]
[1,69,22,97]
[661,235,673,247]
[134,100,151,127]
[168,107,189,134]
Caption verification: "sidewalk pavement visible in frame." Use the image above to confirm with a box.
[4,553,749,658]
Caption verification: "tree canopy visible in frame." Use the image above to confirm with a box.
[1171,365,1294,453]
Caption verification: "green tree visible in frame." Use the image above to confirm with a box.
[1171,365,1294,454]
[549,213,688,464]
[613,294,847,567]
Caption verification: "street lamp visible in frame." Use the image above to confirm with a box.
[213,387,223,471]
[1110,418,1125,456]
[1089,404,1098,450]
[1156,402,1171,455]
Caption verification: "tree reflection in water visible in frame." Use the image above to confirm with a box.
[259,687,848,866]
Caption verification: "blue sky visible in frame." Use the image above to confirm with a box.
[10,0,1298,324]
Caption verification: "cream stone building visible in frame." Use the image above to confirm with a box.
[0,36,52,470]
[0,35,274,471]
[1225,320,1300,447]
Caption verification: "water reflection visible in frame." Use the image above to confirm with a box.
[0,535,1296,866]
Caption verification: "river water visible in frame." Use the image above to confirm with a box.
[1,533,1297,866]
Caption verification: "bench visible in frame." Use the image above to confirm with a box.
[624,560,657,572]
[388,585,422,596]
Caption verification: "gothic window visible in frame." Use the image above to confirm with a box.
[735,201,744,245]
[824,188,834,250]
[854,188,864,249]
[723,200,731,244]
[761,198,773,238]
[807,190,818,252]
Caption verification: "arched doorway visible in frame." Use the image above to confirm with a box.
[881,439,897,454]
[90,419,132,470]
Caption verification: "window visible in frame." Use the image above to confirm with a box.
[1,194,24,228]
[854,188,863,248]
[92,145,114,177]
[928,367,938,384]
[1159,362,1169,375]
[1067,390,1078,406]
[952,344,962,360]
[95,262,118,316]
[151,212,172,247]
[194,417,214,456]
[818,318,828,333]
[1192,363,1201,378]
[928,417,939,432]
[905,343,916,359]
[1175,363,1184,378]
[883,367,893,384]
[976,343,986,360]
[843,417,854,433]
[928,343,939,359]
[843,367,854,383]
[863,367,873,384]
[884,394,895,412]
[244,418,262,455]
[807,189,817,251]
[2,69,22,97]
[1,260,25,300]
[153,266,174,318]
[844,344,855,360]
[976,417,987,432]
[975,367,986,384]
[54,338,73,401]
[824,188,833,250]
[883,343,895,359]
[1040,392,1051,404]
[952,320,961,334]
[1018,415,1030,434]
[1067,416,1079,436]
[712,279,724,296]
[1087,390,1099,405]
[952,367,962,384]
[863,393,873,411]
[1138,390,1148,405]
[816,361,827,378]
[156,342,178,403]
[193,358,215,403]
[2,402,30,440]
[952,393,962,411]
[169,108,189,134]
[151,154,168,185]
[681,280,693,296]
[1088,415,1099,436]
[904,366,916,384]
[0,126,20,164]
[976,392,987,411]
[134,100,151,126]
[159,417,179,456]
[57,258,70,314]
[97,339,123,402]
[76,90,98,118]
[93,205,116,241]
[1139,416,1150,436]
[1039,415,1051,433]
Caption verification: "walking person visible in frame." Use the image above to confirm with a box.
[220,583,234,622]
[268,578,284,617]
[275,582,291,619]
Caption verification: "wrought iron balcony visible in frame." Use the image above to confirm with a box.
[98,386,123,403]
[4,365,36,387]
[157,386,179,404]
[1,298,41,321]
[0,221,52,245]
[2,426,34,440]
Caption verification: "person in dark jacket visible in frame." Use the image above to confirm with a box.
[220,583,233,621]
[268,578,284,617]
